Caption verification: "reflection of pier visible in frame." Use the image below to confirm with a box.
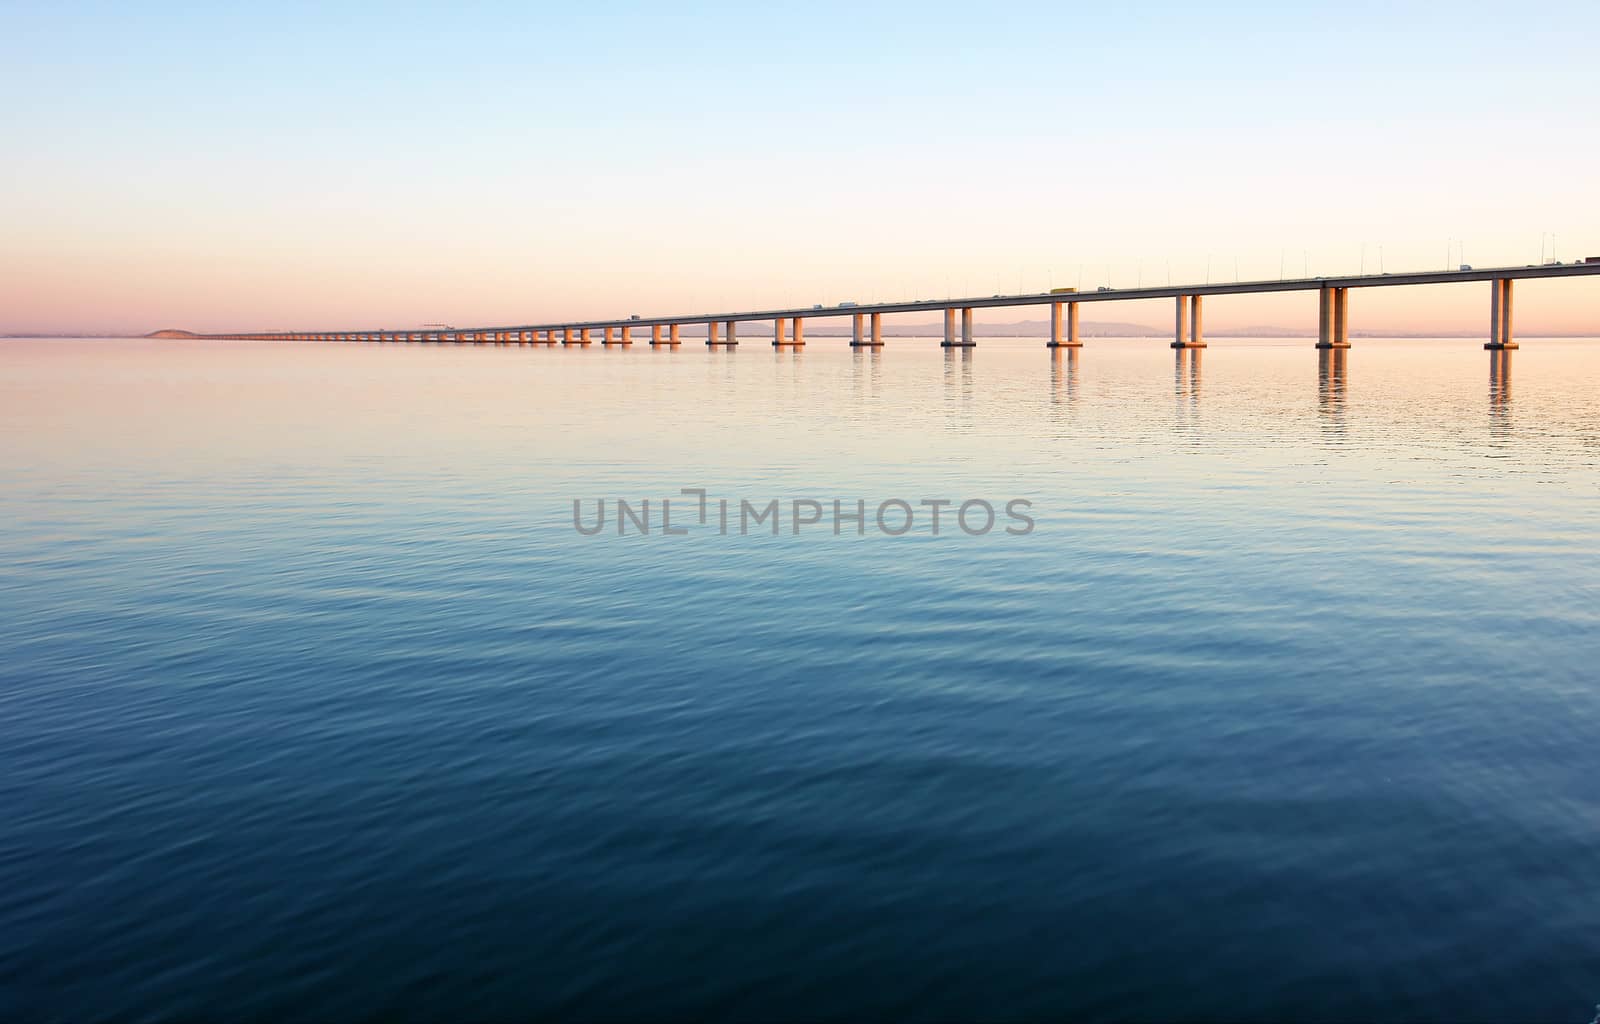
[1173,347,1202,425]
[943,346,975,422]
[851,345,883,402]
[1049,348,1080,406]
[1488,348,1513,434]
[1317,346,1349,434]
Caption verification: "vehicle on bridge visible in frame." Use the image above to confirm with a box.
[1050,287,1078,294]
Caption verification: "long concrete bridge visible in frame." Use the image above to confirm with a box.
[198,262,1600,352]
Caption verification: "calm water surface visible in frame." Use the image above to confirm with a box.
[2,337,1598,1021]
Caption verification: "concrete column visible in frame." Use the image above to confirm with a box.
[1174,295,1189,348]
[1490,281,1501,347]
[651,324,664,345]
[944,308,956,346]
[793,317,804,345]
[1315,287,1349,349]
[581,328,592,345]
[963,307,974,345]
[1173,295,1205,348]
[619,326,631,345]
[852,313,864,346]
[871,312,882,346]
[726,321,738,345]
[1048,301,1082,348]
[603,326,614,344]
[1502,279,1514,349]
[560,328,571,344]
[773,317,787,347]
[1487,278,1518,349]
[706,321,719,346]
[670,323,680,345]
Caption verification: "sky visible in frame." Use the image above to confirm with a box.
[2,0,1598,335]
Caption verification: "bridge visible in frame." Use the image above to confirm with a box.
[198,262,1600,352]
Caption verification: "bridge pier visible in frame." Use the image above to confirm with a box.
[1048,301,1082,348]
[616,326,630,345]
[851,312,883,347]
[851,310,889,345]
[943,307,976,347]
[1486,278,1517,349]
[726,321,738,346]
[1316,287,1351,348]
[774,316,804,347]
[649,324,672,346]
[1172,295,1205,348]
[706,320,735,346]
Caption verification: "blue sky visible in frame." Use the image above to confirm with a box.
[4,1,1598,332]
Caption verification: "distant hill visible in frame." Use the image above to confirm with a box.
[145,329,199,338]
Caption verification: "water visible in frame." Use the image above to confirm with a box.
[2,336,1597,1021]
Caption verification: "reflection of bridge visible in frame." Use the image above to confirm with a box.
[197,263,1599,352]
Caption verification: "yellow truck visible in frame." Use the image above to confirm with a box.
[1049,287,1078,295]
